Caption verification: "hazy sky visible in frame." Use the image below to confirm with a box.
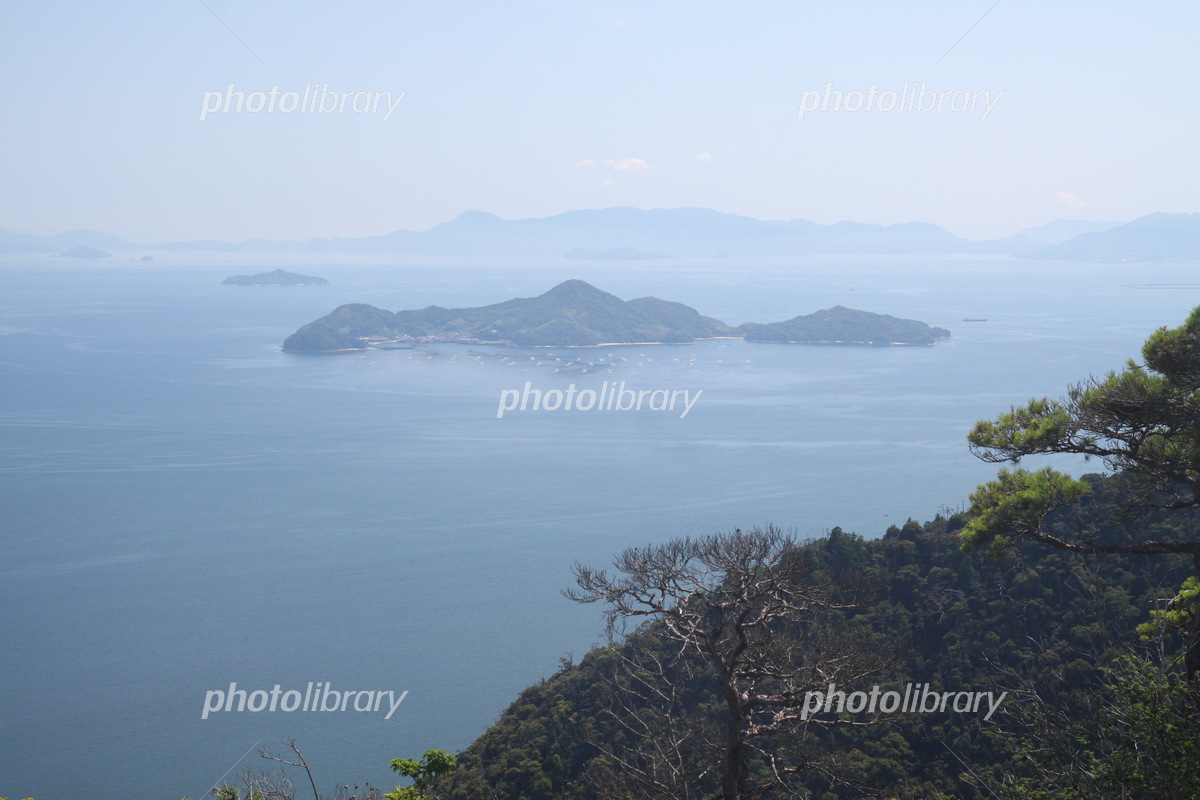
[1,1,1196,242]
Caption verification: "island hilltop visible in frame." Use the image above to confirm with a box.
[224,268,329,286]
[282,279,949,352]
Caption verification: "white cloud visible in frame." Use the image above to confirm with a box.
[575,159,595,167]
[695,152,713,161]
[1056,191,1085,208]
[601,158,649,172]
[601,179,615,188]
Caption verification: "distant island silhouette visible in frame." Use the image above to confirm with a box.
[224,269,329,286]
[59,245,111,259]
[282,280,949,353]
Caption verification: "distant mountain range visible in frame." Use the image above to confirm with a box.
[1013,218,1123,245]
[282,279,950,352]
[0,228,139,254]
[2,209,1193,261]
[1018,212,1200,262]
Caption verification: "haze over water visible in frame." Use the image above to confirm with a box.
[1,254,1195,799]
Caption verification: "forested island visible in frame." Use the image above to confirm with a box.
[281,279,948,352]
[224,268,329,286]
[741,305,951,345]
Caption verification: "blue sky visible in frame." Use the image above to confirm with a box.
[1,0,1196,241]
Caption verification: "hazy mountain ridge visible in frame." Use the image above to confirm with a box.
[0,228,139,254]
[1017,218,1123,244]
[6,210,1193,260]
[1020,212,1200,262]
[154,208,977,256]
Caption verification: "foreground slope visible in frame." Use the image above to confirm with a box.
[431,474,1196,800]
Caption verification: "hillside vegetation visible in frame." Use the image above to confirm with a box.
[432,474,1196,800]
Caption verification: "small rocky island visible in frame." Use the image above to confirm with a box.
[282,279,949,353]
[223,269,329,286]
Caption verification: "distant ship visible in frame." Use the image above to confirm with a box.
[962,317,988,322]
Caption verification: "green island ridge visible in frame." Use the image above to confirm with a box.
[281,279,950,352]
[223,268,330,286]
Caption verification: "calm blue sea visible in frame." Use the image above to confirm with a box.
[1,253,1196,799]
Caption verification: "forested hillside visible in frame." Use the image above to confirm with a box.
[433,474,1196,800]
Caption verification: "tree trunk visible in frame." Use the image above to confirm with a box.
[720,676,746,800]
[721,729,745,800]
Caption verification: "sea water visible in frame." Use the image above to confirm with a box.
[1,254,1196,799]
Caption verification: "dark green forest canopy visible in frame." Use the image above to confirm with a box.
[963,305,1200,559]
[962,306,1200,679]
[430,474,1196,800]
